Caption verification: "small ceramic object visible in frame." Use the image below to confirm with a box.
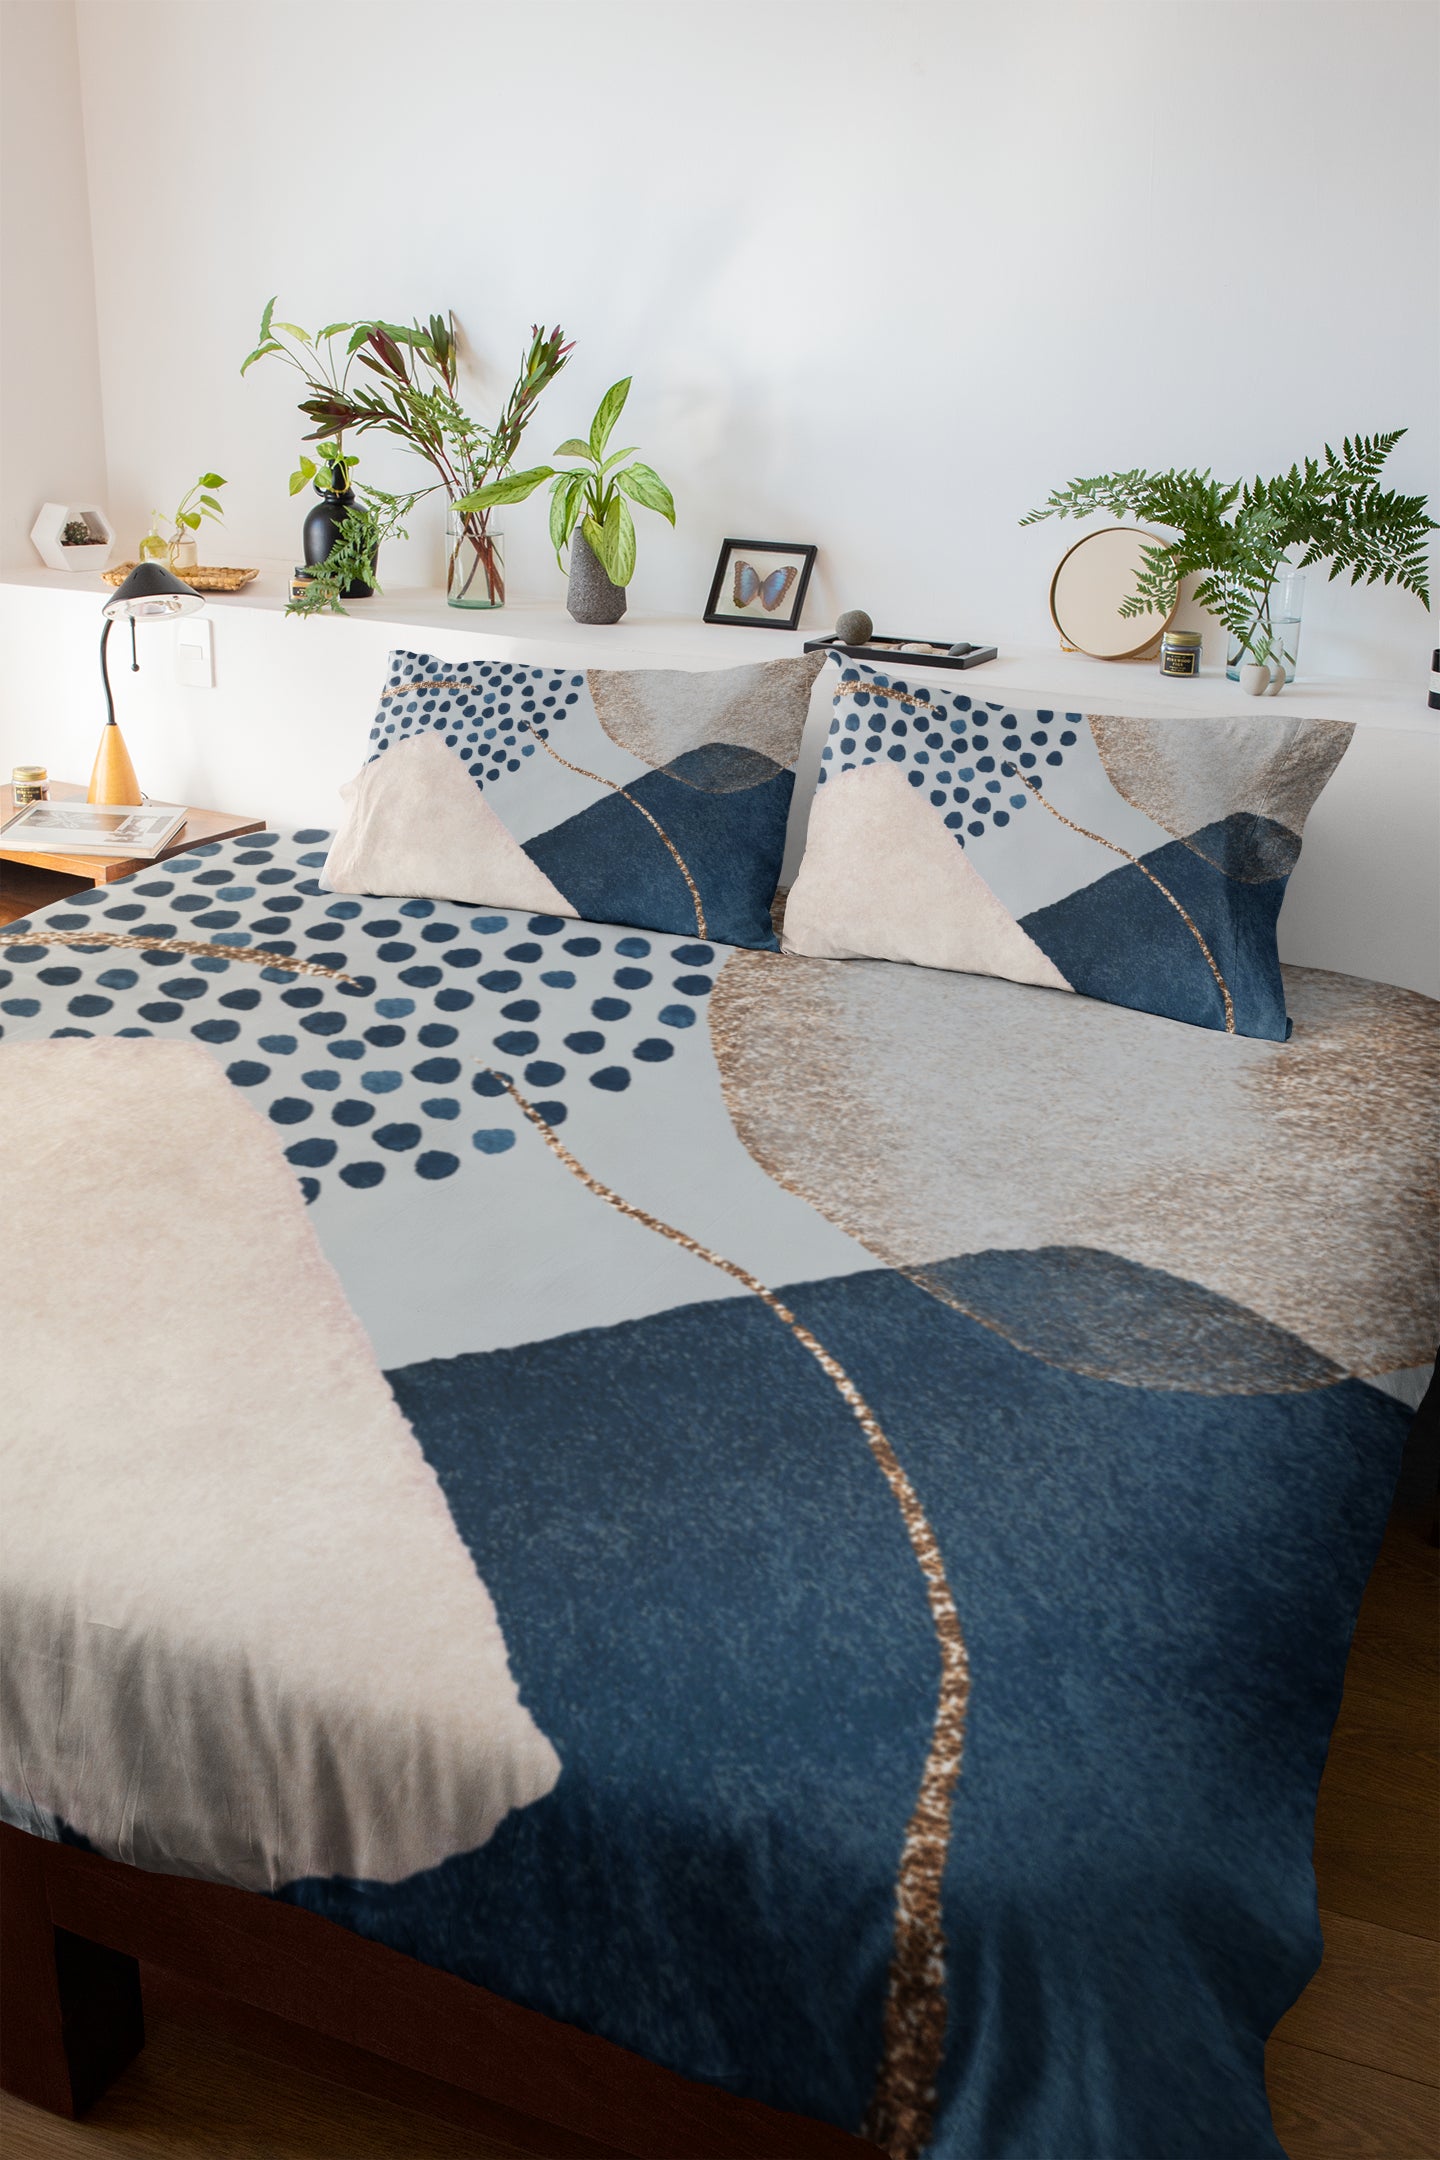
[835,608,874,645]
[31,501,114,573]
[1239,662,1271,697]
[1265,663,1287,697]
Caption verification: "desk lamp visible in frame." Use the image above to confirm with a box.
[90,561,204,803]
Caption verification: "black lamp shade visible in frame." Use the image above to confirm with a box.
[102,561,205,620]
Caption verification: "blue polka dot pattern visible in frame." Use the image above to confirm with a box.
[3,826,722,1206]
[819,661,1082,851]
[369,649,584,789]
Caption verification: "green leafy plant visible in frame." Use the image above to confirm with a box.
[151,471,226,552]
[289,439,358,498]
[1022,431,1433,664]
[287,484,426,618]
[243,300,572,605]
[457,377,675,589]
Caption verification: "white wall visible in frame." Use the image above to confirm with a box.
[44,0,1437,681]
[0,0,107,566]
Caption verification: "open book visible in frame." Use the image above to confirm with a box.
[0,800,187,858]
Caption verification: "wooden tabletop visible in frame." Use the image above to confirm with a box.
[0,781,264,885]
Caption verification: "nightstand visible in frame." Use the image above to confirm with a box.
[0,781,265,929]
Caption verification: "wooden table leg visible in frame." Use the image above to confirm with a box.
[0,1824,144,2117]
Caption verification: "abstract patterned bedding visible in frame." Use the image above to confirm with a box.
[1,825,1435,2160]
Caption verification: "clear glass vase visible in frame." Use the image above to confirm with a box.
[1227,568,1305,683]
[446,508,504,608]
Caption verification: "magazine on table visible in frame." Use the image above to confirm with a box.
[0,800,187,858]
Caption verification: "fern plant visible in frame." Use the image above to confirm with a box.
[1023,432,1433,663]
[287,485,426,618]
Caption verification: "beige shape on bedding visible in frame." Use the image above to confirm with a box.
[709,951,1438,1383]
[782,760,1072,991]
[1089,712,1353,877]
[0,1038,560,1893]
[588,650,823,771]
[323,731,574,914]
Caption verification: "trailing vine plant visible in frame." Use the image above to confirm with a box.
[1023,431,1433,664]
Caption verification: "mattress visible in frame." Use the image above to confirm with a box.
[1,823,1435,2159]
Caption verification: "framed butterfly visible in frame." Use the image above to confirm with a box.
[704,538,817,631]
[733,560,796,612]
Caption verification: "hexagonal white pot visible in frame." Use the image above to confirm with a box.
[30,501,115,573]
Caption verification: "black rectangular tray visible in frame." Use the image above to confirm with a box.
[803,633,997,672]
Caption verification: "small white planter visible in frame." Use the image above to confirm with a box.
[1239,662,1271,697]
[30,501,115,573]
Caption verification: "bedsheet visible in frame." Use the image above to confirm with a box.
[1,824,1435,2160]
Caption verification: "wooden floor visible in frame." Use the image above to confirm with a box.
[3,1511,1434,2158]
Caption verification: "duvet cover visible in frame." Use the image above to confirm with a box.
[1,824,1435,2160]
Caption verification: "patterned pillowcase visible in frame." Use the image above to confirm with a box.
[324,648,824,950]
[782,657,1354,1039]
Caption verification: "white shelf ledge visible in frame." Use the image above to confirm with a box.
[1,562,1431,729]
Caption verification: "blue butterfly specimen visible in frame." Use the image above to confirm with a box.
[734,560,797,612]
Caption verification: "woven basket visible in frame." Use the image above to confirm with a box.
[102,562,260,593]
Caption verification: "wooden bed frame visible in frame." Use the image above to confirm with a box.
[0,1823,877,2156]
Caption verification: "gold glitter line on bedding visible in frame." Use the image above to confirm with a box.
[517,718,707,940]
[0,931,354,982]
[1001,764,1237,1033]
[488,1070,968,2160]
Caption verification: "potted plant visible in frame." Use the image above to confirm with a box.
[138,472,226,571]
[459,377,676,624]
[286,481,427,617]
[243,301,572,610]
[1023,431,1433,688]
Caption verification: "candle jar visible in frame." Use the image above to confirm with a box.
[1160,630,1202,677]
[12,764,48,804]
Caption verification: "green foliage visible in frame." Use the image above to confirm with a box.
[1022,432,1433,659]
[165,471,226,543]
[456,376,676,588]
[286,484,427,618]
[289,440,359,497]
[243,300,572,584]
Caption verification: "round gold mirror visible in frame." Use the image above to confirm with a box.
[1048,526,1175,659]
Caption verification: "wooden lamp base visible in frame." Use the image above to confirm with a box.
[88,719,141,805]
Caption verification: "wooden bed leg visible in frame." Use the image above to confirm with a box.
[0,1825,144,2117]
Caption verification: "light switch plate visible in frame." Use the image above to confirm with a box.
[175,616,213,688]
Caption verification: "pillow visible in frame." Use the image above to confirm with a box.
[782,658,1353,1039]
[324,648,824,950]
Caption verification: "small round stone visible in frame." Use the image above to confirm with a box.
[835,609,874,645]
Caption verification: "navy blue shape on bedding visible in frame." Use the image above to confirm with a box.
[282,1253,1408,2158]
[1021,817,1293,1039]
[523,746,794,951]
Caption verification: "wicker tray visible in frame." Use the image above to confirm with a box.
[102,562,260,593]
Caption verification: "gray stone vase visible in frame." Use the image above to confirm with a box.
[566,529,627,624]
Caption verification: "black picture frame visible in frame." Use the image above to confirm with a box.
[703,538,817,631]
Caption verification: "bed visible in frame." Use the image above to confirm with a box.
[1,820,1435,2158]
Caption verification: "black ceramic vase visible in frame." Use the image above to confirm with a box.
[566,528,626,624]
[303,466,374,599]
